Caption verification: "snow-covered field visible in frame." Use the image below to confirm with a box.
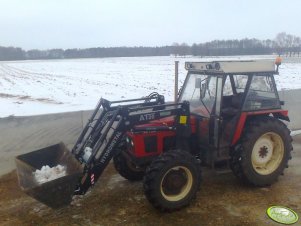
[0,55,300,117]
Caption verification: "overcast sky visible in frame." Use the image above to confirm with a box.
[0,0,300,50]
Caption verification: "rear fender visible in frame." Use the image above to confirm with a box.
[231,109,289,145]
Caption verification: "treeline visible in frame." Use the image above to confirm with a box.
[0,46,175,61]
[0,32,300,61]
[188,32,301,57]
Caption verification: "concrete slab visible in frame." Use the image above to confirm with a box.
[279,89,301,130]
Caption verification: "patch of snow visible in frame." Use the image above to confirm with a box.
[33,165,66,184]
[291,130,301,136]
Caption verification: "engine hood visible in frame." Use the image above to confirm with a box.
[134,115,197,133]
[134,116,175,128]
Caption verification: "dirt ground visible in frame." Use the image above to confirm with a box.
[1,137,301,226]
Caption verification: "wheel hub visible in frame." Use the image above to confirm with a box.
[162,169,187,195]
[259,146,269,158]
[252,137,273,165]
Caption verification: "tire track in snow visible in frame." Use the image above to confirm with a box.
[0,64,65,104]
[0,93,63,105]
[2,64,113,98]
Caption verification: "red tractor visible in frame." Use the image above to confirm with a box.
[16,60,292,211]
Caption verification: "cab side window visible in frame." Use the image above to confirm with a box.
[243,74,280,110]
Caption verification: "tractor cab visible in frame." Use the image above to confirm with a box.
[178,60,286,164]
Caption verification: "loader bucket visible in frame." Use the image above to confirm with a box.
[15,142,82,209]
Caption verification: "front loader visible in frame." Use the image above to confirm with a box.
[16,92,195,210]
[15,59,292,211]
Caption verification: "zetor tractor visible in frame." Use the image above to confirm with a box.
[16,60,292,211]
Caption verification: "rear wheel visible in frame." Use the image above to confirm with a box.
[143,150,201,211]
[230,117,292,186]
[113,152,144,181]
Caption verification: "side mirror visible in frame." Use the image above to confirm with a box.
[200,83,206,99]
[195,77,207,99]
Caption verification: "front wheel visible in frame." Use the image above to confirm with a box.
[143,150,201,211]
[230,117,292,186]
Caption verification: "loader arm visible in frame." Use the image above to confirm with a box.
[73,93,191,195]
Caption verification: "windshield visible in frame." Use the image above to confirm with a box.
[179,73,217,117]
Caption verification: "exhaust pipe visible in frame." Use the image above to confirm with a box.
[174,61,179,102]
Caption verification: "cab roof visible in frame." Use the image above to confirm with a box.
[185,60,276,75]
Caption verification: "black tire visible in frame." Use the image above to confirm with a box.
[143,150,201,211]
[230,116,293,186]
[113,152,144,181]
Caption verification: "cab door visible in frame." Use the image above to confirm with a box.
[197,75,223,149]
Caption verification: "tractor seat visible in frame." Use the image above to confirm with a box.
[222,93,244,117]
[231,93,244,108]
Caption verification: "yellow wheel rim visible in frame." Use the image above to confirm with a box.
[160,166,193,202]
[251,132,284,175]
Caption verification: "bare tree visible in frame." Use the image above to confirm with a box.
[275,32,287,55]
